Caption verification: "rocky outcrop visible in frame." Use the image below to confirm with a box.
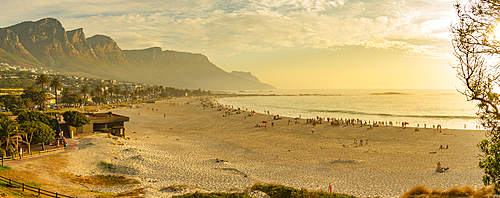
[0,28,38,62]
[5,18,78,66]
[87,35,126,63]
[66,28,97,59]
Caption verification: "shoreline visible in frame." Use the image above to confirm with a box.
[11,96,486,198]
[215,95,481,131]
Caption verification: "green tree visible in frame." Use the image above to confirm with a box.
[451,0,500,193]
[0,118,26,157]
[21,86,47,108]
[35,74,50,90]
[50,77,62,104]
[16,111,53,127]
[19,121,55,151]
[63,111,90,135]
[80,85,89,99]
[61,93,86,106]
[92,96,106,105]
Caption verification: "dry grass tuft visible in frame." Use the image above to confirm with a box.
[69,174,140,186]
[402,186,431,197]
[402,185,495,198]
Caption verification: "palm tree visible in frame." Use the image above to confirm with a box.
[94,85,103,97]
[35,74,50,90]
[0,118,27,157]
[62,87,71,97]
[108,87,115,102]
[50,77,62,104]
[80,85,89,99]
[114,87,121,101]
[32,89,48,108]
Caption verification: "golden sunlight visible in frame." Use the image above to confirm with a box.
[493,25,500,39]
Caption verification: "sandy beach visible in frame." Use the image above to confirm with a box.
[11,97,486,197]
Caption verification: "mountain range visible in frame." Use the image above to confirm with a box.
[0,18,275,90]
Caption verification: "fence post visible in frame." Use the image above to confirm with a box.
[38,187,40,196]
[8,179,11,187]
[56,192,58,198]
[22,183,24,191]
[2,156,3,166]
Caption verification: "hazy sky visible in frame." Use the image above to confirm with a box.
[1,0,463,89]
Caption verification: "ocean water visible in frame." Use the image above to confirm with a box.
[216,89,481,130]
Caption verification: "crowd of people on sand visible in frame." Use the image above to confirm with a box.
[162,98,457,176]
[200,98,453,134]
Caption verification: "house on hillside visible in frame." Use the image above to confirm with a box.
[58,112,129,138]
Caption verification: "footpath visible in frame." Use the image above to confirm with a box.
[4,138,79,165]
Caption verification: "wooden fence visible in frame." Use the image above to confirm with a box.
[0,175,76,198]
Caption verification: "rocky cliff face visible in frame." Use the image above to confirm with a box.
[6,18,78,66]
[0,18,276,90]
[66,28,97,59]
[0,28,38,62]
[87,35,127,63]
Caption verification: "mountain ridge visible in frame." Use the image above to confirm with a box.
[0,18,275,90]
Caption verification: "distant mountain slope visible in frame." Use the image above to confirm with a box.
[0,18,276,90]
[230,71,262,83]
[123,47,275,89]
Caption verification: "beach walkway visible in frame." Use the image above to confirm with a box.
[4,138,79,165]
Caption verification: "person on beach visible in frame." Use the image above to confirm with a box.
[311,128,315,134]
[436,162,449,173]
[18,147,22,159]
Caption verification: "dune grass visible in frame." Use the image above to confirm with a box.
[173,193,251,198]
[69,174,140,186]
[402,185,495,198]
[251,183,357,198]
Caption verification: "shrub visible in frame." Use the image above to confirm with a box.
[251,183,356,198]
[5,148,15,157]
[99,161,115,171]
[173,193,251,198]
[0,148,6,158]
[402,186,431,197]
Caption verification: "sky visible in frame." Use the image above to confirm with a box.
[0,0,464,89]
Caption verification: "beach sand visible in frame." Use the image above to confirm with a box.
[12,97,486,197]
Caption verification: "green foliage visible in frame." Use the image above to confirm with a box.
[15,111,52,126]
[20,121,56,145]
[0,95,28,112]
[0,118,25,155]
[21,87,47,107]
[99,161,115,171]
[251,184,357,198]
[61,93,86,105]
[5,147,14,157]
[0,166,11,172]
[63,111,90,128]
[451,0,500,194]
[0,148,5,157]
[92,96,106,105]
[12,108,26,116]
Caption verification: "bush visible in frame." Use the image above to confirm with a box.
[402,185,494,198]
[5,148,15,157]
[0,148,6,158]
[12,108,27,116]
[99,161,115,171]
[402,186,431,197]
[251,183,356,198]
[173,193,251,198]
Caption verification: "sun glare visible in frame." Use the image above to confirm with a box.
[493,25,500,40]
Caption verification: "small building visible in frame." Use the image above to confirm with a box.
[59,112,129,138]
